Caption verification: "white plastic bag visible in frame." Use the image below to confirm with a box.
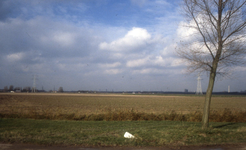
[124,132,135,138]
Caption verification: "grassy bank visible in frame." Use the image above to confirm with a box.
[1,108,246,122]
[0,118,246,147]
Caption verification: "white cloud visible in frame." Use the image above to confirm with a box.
[132,68,163,74]
[126,56,166,68]
[155,0,170,6]
[104,69,122,75]
[160,43,177,57]
[152,56,184,67]
[6,52,25,62]
[99,27,151,52]
[170,58,184,67]
[99,62,121,68]
[126,58,148,67]
[126,55,183,69]
[176,21,197,40]
[52,31,76,46]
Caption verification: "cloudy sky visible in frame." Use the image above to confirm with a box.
[0,0,245,92]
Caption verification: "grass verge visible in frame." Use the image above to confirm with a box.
[1,108,245,122]
[0,118,246,147]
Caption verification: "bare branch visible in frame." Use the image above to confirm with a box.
[179,0,246,74]
[190,9,216,59]
[222,22,246,43]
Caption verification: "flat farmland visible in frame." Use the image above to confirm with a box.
[0,93,246,121]
[1,93,246,147]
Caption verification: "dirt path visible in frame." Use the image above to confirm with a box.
[1,143,246,150]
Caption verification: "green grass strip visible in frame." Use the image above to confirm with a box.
[0,118,246,147]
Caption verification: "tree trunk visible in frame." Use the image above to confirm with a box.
[202,44,221,129]
[202,70,216,129]
[202,0,223,129]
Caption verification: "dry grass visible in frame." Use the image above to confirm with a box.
[0,93,246,122]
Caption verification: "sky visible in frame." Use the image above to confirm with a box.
[0,0,245,92]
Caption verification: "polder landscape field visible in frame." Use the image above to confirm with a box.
[0,93,246,148]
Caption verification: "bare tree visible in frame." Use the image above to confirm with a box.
[58,87,64,93]
[3,86,8,92]
[23,86,31,92]
[177,0,246,129]
[9,85,14,92]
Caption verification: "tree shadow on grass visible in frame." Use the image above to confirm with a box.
[213,123,237,129]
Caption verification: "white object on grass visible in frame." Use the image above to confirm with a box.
[124,132,135,138]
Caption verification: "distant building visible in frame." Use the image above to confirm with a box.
[184,89,188,93]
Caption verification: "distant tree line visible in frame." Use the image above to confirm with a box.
[1,85,64,93]
[2,85,33,92]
